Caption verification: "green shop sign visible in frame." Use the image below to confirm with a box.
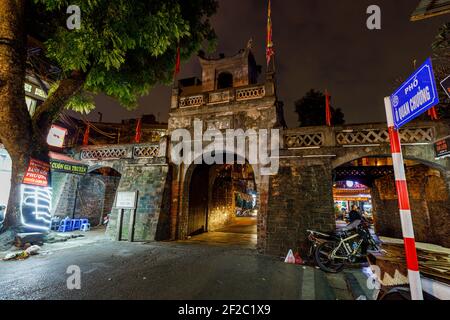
[50,160,88,175]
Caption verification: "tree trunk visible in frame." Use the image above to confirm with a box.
[0,1,86,233]
[0,0,29,232]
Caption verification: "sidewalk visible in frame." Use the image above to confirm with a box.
[0,226,109,259]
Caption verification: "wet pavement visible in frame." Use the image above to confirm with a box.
[0,226,373,300]
[184,217,257,248]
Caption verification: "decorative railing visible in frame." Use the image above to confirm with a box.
[235,86,265,101]
[80,143,163,160]
[179,95,204,108]
[284,132,324,148]
[133,144,160,158]
[336,127,434,146]
[80,147,128,160]
[176,84,267,109]
[208,90,231,105]
[283,124,435,149]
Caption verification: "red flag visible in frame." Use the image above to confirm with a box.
[266,0,274,67]
[134,118,142,143]
[325,90,332,127]
[82,124,90,146]
[428,107,438,120]
[174,46,181,79]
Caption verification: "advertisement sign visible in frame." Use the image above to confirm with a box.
[47,125,68,148]
[50,160,88,175]
[390,58,440,129]
[435,137,450,159]
[23,158,50,187]
[115,191,138,209]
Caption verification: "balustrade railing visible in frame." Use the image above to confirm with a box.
[80,143,163,160]
[283,125,435,149]
[176,84,266,109]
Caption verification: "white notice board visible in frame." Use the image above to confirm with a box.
[115,191,138,209]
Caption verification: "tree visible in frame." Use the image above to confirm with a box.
[294,89,345,127]
[432,22,450,118]
[0,0,218,232]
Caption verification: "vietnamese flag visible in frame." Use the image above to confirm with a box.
[134,118,142,143]
[266,0,274,67]
[428,107,438,120]
[82,124,90,146]
[325,90,332,127]
[174,46,181,79]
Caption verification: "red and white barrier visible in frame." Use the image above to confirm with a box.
[384,97,423,300]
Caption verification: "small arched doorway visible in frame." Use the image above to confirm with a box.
[75,167,122,229]
[217,72,233,89]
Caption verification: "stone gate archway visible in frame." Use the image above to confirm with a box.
[178,153,264,248]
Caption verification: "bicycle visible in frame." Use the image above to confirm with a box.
[313,221,379,273]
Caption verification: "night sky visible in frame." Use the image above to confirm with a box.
[80,0,448,128]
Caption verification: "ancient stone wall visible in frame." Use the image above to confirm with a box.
[264,159,335,256]
[52,173,80,218]
[372,164,450,247]
[74,174,121,225]
[106,164,171,242]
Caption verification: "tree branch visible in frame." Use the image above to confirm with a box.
[32,70,86,139]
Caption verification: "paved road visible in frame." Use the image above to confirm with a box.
[0,238,370,300]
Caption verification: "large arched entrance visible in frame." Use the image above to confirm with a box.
[333,156,450,247]
[184,161,258,247]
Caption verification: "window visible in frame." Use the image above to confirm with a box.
[217,72,233,89]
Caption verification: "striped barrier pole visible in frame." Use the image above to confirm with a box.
[384,97,424,300]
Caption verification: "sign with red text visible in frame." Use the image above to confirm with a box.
[23,159,50,187]
[435,137,450,159]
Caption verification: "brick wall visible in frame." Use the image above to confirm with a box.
[372,165,450,247]
[52,172,121,225]
[265,159,335,256]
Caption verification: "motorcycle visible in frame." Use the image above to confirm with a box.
[308,219,380,273]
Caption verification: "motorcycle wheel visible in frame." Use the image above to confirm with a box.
[314,241,346,273]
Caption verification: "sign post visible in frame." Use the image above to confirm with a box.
[385,58,440,300]
[384,97,423,300]
[115,191,138,242]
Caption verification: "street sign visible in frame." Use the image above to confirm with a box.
[390,58,440,129]
[441,75,450,99]
[435,137,450,158]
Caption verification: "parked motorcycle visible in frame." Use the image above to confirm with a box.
[309,220,379,273]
